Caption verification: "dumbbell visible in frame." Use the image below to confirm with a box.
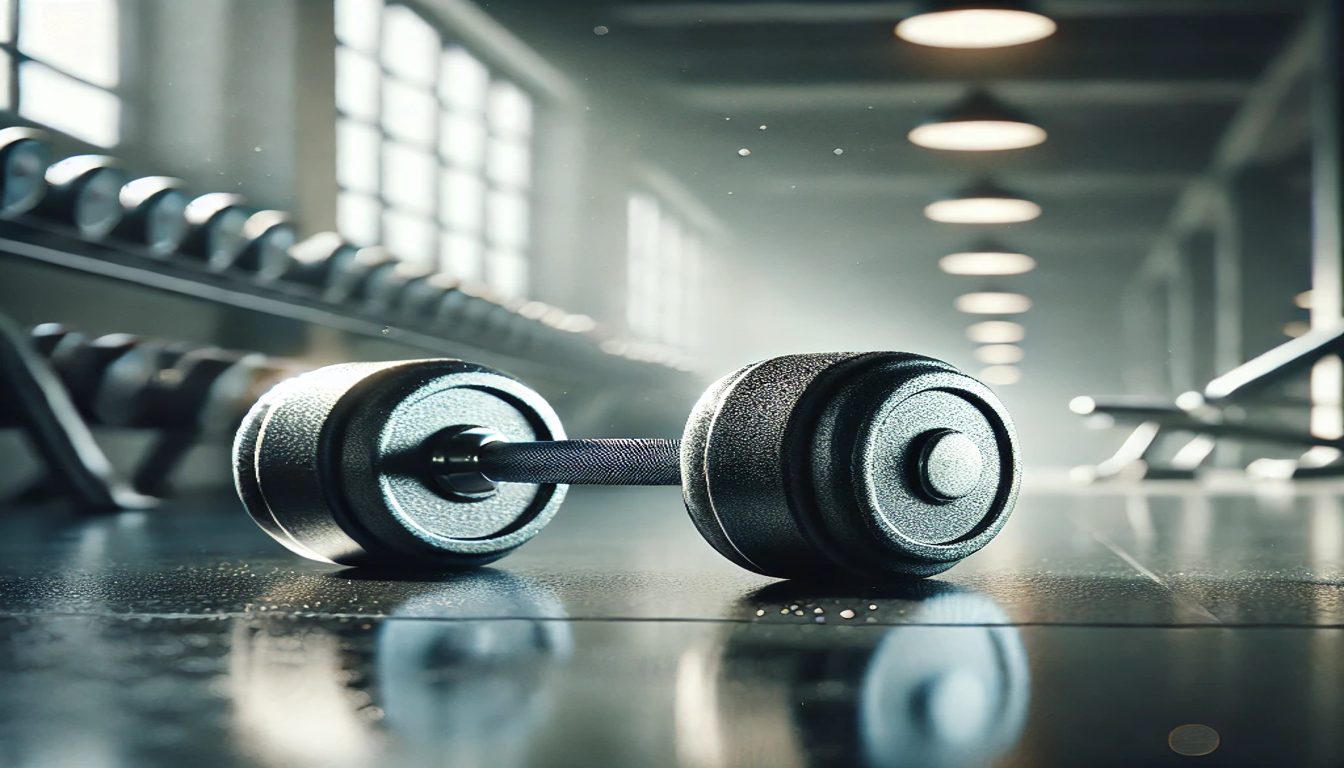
[35,155,127,239]
[235,352,1020,581]
[181,193,250,270]
[115,176,190,257]
[0,127,52,219]
[235,210,297,282]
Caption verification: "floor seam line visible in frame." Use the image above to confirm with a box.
[1091,530,1224,625]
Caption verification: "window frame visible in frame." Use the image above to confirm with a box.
[333,0,577,302]
[0,0,124,149]
[626,164,719,352]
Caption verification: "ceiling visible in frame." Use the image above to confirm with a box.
[479,0,1311,463]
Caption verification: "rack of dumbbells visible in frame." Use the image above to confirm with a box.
[0,310,302,509]
[0,126,701,508]
[0,127,696,386]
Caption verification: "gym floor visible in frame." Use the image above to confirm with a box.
[1,478,1340,767]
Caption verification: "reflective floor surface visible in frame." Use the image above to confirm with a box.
[3,480,1344,767]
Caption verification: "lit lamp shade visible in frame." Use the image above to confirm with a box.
[909,89,1046,151]
[967,320,1025,343]
[955,292,1031,314]
[979,365,1023,385]
[925,180,1040,224]
[939,241,1036,275]
[895,1,1057,49]
[974,344,1024,364]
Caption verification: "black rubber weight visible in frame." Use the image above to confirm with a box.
[479,439,682,485]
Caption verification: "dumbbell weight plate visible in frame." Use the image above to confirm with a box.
[235,359,566,568]
[324,246,392,303]
[116,177,190,257]
[183,193,250,270]
[682,352,1020,581]
[0,127,52,218]
[237,211,298,282]
[39,156,127,239]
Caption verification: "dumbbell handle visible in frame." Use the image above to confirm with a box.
[481,439,682,485]
[432,429,682,490]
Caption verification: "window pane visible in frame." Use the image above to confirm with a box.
[0,51,11,109]
[487,190,528,248]
[627,194,660,339]
[488,249,528,300]
[439,111,486,169]
[335,0,381,53]
[335,47,380,122]
[487,81,532,138]
[0,0,11,42]
[383,209,436,267]
[381,75,436,148]
[382,142,436,215]
[439,47,488,113]
[440,168,484,232]
[18,62,119,146]
[336,119,381,192]
[338,191,381,246]
[487,137,530,190]
[18,0,118,88]
[441,232,483,280]
[659,216,684,346]
[381,4,439,86]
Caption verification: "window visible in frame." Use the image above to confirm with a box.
[0,0,121,147]
[627,192,703,350]
[335,0,535,299]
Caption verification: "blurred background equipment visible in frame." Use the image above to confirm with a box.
[0,312,300,506]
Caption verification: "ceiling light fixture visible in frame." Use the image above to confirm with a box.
[979,365,1023,385]
[974,344,1025,364]
[909,89,1046,151]
[939,240,1037,275]
[955,292,1032,314]
[895,1,1057,49]
[967,320,1025,343]
[924,179,1041,224]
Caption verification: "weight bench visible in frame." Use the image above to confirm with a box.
[1073,324,1344,480]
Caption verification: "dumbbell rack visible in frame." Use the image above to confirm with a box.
[0,217,681,389]
[0,130,698,394]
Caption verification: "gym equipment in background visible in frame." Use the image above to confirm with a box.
[0,130,695,382]
[234,353,1020,581]
[0,312,299,508]
[1073,325,1344,480]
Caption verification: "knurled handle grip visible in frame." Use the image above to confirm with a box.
[478,438,682,485]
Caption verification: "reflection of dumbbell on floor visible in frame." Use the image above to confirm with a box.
[680,581,1029,768]
[235,352,1020,580]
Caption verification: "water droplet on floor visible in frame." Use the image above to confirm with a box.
[594,25,609,35]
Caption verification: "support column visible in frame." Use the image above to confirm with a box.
[1311,0,1343,441]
